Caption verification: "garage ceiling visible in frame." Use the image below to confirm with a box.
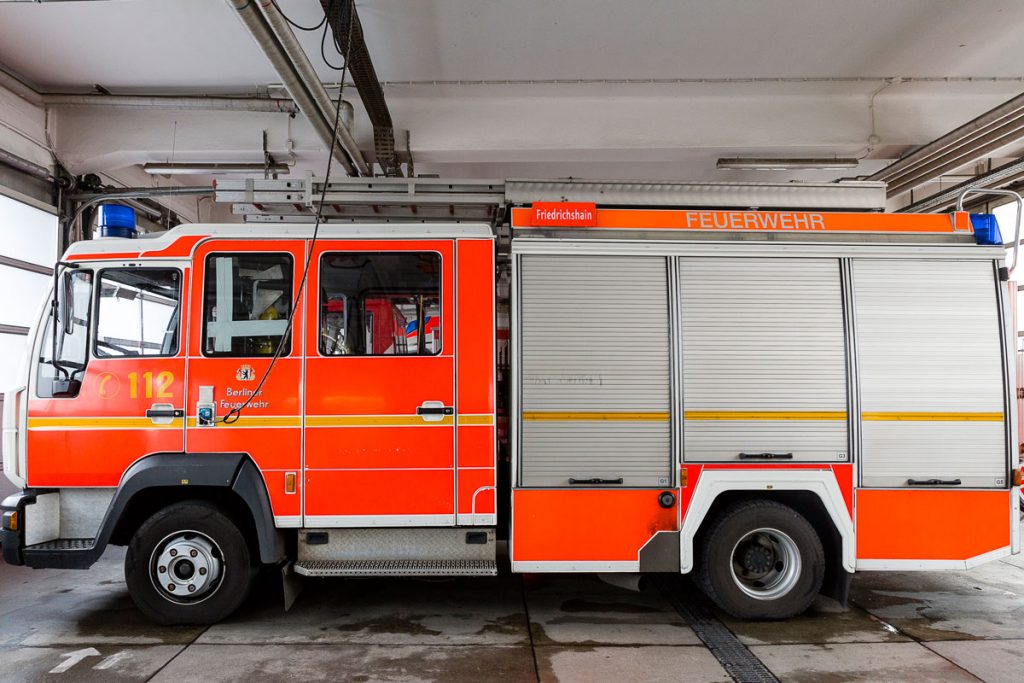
[1,0,1024,209]
[2,0,1023,89]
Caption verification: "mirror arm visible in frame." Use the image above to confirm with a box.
[48,261,80,381]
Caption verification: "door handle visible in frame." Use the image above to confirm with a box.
[416,406,454,416]
[739,452,794,460]
[907,478,962,486]
[147,403,183,424]
[416,401,453,422]
[569,477,624,485]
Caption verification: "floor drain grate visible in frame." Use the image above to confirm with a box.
[655,577,779,683]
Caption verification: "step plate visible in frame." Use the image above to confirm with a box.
[294,559,498,577]
[25,538,94,551]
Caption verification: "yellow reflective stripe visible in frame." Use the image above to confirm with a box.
[863,411,1004,422]
[28,417,183,429]
[458,414,495,426]
[306,415,454,427]
[521,410,1000,423]
[186,416,301,428]
[523,411,845,422]
[523,412,670,422]
[685,410,847,421]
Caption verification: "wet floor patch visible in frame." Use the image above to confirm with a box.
[749,642,982,682]
[0,548,203,648]
[535,645,731,683]
[199,574,531,647]
[524,575,700,647]
[923,638,1024,683]
[150,643,538,683]
[718,596,911,646]
[850,561,1024,641]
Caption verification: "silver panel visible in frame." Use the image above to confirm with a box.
[297,528,496,563]
[679,258,848,462]
[519,255,671,486]
[862,422,1006,483]
[507,179,886,210]
[24,492,59,547]
[853,259,1007,487]
[294,559,497,577]
[59,488,114,540]
[521,421,671,485]
[511,239,1004,260]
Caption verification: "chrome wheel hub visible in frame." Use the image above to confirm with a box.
[730,527,801,601]
[150,531,223,604]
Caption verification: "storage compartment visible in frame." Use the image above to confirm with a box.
[517,254,672,487]
[853,259,1007,488]
[679,257,848,462]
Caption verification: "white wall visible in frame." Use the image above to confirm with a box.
[0,193,56,391]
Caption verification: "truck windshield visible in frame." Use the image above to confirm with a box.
[37,269,93,398]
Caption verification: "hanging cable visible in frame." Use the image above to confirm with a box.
[221,0,354,424]
[268,0,345,74]
[319,0,349,71]
[269,0,328,31]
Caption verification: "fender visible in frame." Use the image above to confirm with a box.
[13,452,284,569]
[679,468,856,574]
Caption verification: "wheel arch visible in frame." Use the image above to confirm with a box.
[680,469,855,581]
[99,452,285,565]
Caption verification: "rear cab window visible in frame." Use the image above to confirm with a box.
[202,253,294,357]
[318,252,442,356]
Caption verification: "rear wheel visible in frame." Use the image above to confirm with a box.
[696,499,824,619]
[125,501,256,625]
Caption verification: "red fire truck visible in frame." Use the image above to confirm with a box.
[2,197,1021,624]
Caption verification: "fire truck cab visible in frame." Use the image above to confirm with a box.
[2,205,1020,625]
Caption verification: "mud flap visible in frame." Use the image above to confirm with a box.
[281,562,303,611]
[822,567,852,607]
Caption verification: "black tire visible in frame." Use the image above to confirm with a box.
[125,501,257,625]
[695,499,824,620]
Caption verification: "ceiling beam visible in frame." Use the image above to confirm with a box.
[868,89,1024,198]
[897,157,1024,213]
[227,0,359,176]
[321,0,402,177]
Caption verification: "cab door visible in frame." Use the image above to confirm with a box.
[184,240,306,527]
[303,240,456,526]
[27,263,187,487]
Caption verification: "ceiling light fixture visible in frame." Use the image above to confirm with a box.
[716,158,860,170]
[143,162,290,175]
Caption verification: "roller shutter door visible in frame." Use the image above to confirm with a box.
[680,257,848,462]
[518,254,671,487]
[852,259,1006,488]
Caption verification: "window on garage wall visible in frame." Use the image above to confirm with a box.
[994,203,1024,351]
[0,192,58,391]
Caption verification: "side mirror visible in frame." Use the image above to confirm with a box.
[60,273,75,335]
[50,377,81,398]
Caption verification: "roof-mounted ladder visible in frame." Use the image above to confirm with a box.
[214,177,888,225]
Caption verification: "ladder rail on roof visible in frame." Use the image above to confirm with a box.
[214,177,888,225]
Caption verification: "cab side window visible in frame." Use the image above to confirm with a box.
[203,253,293,356]
[319,252,441,356]
[37,269,93,398]
[95,269,181,357]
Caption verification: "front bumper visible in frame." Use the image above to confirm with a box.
[1,489,37,566]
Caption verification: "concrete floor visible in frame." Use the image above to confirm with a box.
[1,470,1022,683]
[1,544,1024,683]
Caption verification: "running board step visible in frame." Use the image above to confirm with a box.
[25,538,94,551]
[294,559,498,577]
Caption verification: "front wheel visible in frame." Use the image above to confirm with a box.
[125,501,257,625]
[696,499,824,620]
